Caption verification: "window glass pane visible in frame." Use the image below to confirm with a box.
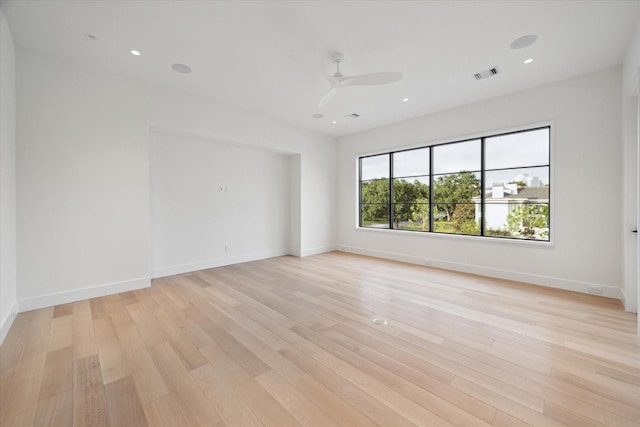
[485,128,549,170]
[433,203,480,235]
[484,167,549,194]
[361,154,389,180]
[360,204,390,228]
[433,172,481,207]
[360,179,389,204]
[433,140,480,174]
[393,177,429,202]
[394,203,430,231]
[484,202,549,240]
[392,178,429,230]
[393,148,429,177]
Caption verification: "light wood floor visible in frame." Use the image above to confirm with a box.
[1,252,639,427]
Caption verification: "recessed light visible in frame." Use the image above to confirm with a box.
[524,58,534,64]
[130,50,141,56]
[171,63,192,74]
[510,35,537,50]
[402,98,409,102]
[331,120,337,124]
[312,113,324,119]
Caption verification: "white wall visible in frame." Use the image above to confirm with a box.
[622,19,639,316]
[143,86,337,257]
[300,141,337,256]
[17,50,151,311]
[622,95,638,313]
[15,48,336,311]
[289,154,302,256]
[623,19,640,96]
[337,67,624,299]
[150,131,291,277]
[0,8,17,344]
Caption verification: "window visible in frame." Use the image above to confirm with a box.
[360,154,390,228]
[392,148,429,231]
[433,140,481,235]
[358,126,550,241]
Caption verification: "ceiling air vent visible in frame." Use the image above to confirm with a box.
[474,67,499,80]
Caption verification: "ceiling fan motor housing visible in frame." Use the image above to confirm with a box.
[331,52,345,78]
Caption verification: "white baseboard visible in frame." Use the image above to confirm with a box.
[620,289,638,313]
[300,245,337,257]
[152,249,289,278]
[0,299,19,346]
[340,246,624,301]
[18,277,151,312]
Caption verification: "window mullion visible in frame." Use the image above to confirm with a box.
[389,154,394,229]
[429,146,434,233]
[358,158,362,227]
[480,138,485,236]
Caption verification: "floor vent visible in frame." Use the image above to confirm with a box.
[371,317,388,326]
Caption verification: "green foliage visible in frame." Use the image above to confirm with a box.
[452,204,475,224]
[485,228,511,237]
[361,173,487,233]
[458,221,480,235]
[434,172,480,221]
[393,179,429,227]
[361,179,389,204]
[506,203,549,238]
[409,198,430,231]
[452,204,479,235]
[360,179,389,224]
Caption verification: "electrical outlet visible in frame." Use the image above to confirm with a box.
[587,285,603,295]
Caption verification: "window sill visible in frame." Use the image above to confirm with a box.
[354,226,554,247]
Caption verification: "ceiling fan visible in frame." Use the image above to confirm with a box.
[318,52,403,108]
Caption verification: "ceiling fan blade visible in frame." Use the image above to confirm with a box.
[340,72,403,87]
[318,87,336,108]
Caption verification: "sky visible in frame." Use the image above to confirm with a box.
[361,128,549,185]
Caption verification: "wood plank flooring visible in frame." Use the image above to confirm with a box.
[1,251,639,426]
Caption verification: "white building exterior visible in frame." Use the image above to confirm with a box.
[474,179,549,231]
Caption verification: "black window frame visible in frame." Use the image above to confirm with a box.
[358,126,551,241]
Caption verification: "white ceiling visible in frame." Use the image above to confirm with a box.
[2,0,639,137]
